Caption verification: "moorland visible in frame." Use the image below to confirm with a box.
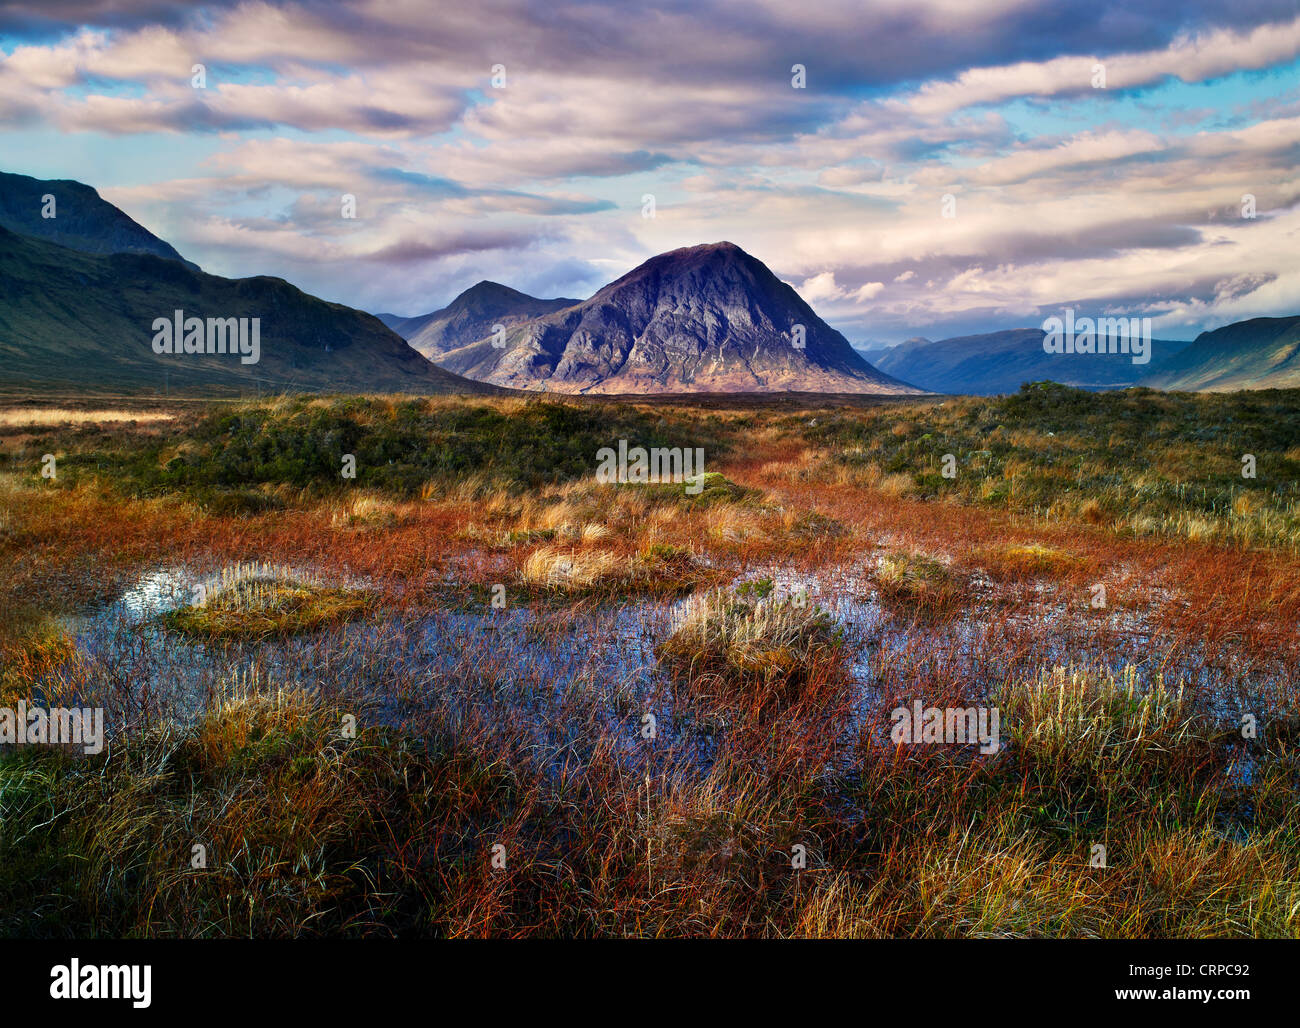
[1,382,1297,937]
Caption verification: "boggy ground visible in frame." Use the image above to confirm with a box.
[0,383,1297,938]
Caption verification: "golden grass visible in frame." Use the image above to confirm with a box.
[160,567,372,640]
[997,665,1195,771]
[518,546,620,590]
[874,551,962,609]
[975,542,1085,580]
[0,408,177,427]
[658,587,843,698]
[581,522,612,543]
[331,494,401,530]
[517,542,705,595]
[877,472,916,498]
[0,613,79,706]
[704,504,768,544]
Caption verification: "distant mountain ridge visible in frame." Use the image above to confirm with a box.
[865,317,1300,395]
[383,281,582,360]
[866,328,1193,395]
[0,170,496,397]
[418,242,922,394]
[1138,316,1300,391]
[7,168,1295,400]
[0,226,498,396]
[0,170,198,271]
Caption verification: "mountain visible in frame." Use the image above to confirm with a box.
[0,225,495,396]
[0,170,199,270]
[376,311,428,336]
[427,242,922,394]
[384,281,582,360]
[1138,316,1300,391]
[867,329,1192,395]
[855,338,925,367]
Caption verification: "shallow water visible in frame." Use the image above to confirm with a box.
[49,557,1295,785]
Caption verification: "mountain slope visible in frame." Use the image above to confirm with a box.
[868,329,1192,395]
[390,281,581,360]
[431,242,921,394]
[0,170,199,270]
[855,338,927,368]
[0,226,496,396]
[376,311,429,336]
[1138,316,1300,391]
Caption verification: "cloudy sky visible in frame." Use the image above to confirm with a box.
[1,0,1297,343]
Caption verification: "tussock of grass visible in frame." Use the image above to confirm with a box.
[517,543,704,597]
[704,503,769,545]
[161,568,371,640]
[331,494,400,530]
[874,552,962,609]
[636,471,760,507]
[518,546,620,591]
[976,542,1084,580]
[658,585,843,698]
[581,522,611,543]
[998,665,1198,776]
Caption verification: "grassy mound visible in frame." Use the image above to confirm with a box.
[658,584,843,699]
[997,665,1198,779]
[636,471,761,508]
[516,542,705,598]
[874,552,963,610]
[160,568,371,640]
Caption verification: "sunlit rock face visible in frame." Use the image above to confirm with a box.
[429,242,923,394]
